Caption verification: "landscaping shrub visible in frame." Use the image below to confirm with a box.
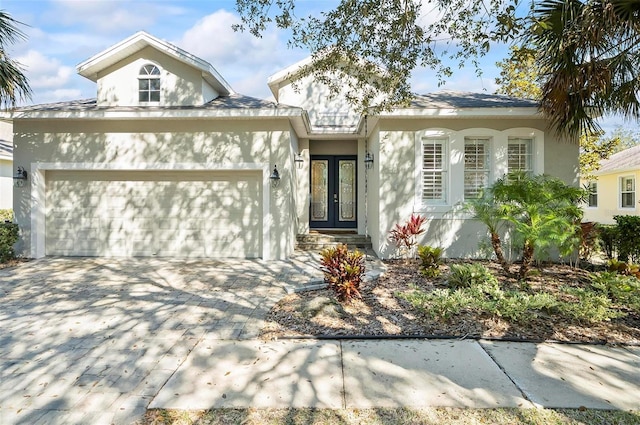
[447,263,498,289]
[388,213,426,259]
[607,259,640,279]
[589,271,640,312]
[597,224,618,260]
[319,244,365,302]
[0,221,19,262]
[0,209,13,222]
[417,245,443,277]
[579,221,599,262]
[613,215,640,263]
[560,287,623,323]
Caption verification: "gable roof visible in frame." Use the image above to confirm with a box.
[76,31,234,96]
[598,144,640,174]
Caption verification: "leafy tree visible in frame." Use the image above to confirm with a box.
[495,46,542,100]
[235,0,640,137]
[0,11,31,108]
[580,131,620,181]
[608,126,640,153]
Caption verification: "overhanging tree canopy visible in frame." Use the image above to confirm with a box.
[234,0,640,139]
[0,10,31,108]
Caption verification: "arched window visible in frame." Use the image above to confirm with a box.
[138,64,160,102]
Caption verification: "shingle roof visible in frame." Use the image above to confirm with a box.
[410,91,539,108]
[599,144,640,174]
[15,94,299,113]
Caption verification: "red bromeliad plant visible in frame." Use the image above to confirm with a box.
[320,243,366,302]
[388,213,427,259]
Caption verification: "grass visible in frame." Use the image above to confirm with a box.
[143,407,640,425]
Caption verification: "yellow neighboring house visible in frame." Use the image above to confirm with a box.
[583,145,640,224]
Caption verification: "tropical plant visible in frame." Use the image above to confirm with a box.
[0,11,31,108]
[388,213,426,259]
[447,263,499,289]
[417,245,444,277]
[463,190,511,274]
[492,173,585,279]
[319,244,366,302]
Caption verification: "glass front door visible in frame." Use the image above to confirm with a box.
[310,155,357,229]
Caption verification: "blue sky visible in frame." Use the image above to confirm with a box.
[0,0,631,132]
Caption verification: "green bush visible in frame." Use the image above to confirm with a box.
[320,244,366,302]
[417,245,444,277]
[597,224,618,260]
[448,263,498,289]
[0,209,13,222]
[560,287,624,323]
[0,222,19,262]
[590,271,640,312]
[614,215,640,263]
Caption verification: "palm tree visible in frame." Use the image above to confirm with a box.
[0,10,31,108]
[529,0,640,138]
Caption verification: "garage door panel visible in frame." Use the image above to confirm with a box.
[45,170,262,258]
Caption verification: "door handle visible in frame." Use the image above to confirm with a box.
[333,193,338,203]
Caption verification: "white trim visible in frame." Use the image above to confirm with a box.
[381,107,541,118]
[12,108,303,120]
[619,175,636,210]
[30,162,272,260]
[413,127,545,218]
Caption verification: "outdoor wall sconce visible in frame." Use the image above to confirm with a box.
[269,165,281,188]
[364,152,374,170]
[13,166,28,187]
[294,152,304,169]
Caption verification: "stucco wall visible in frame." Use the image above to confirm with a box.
[96,46,215,107]
[0,159,12,210]
[583,171,640,224]
[374,118,579,259]
[13,118,296,259]
[276,75,360,131]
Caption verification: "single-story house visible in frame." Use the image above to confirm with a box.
[0,120,13,211]
[8,31,578,260]
[582,145,640,224]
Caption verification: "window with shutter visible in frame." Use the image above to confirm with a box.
[421,138,447,204]
[464,137,490,199]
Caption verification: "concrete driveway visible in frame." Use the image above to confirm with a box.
[0,256,322,424]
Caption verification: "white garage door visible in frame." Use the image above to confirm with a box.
[45,170,262,258]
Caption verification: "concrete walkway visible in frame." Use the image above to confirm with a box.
[0,255,639,425]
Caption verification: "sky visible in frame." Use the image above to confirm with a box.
[0,0,631,133]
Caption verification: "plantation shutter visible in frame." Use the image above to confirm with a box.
[422,138,447,204]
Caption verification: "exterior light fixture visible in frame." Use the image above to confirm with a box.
[269,165,281,188]
[364,152,374,170]
[294,152,304,168]
[13,166,28,187]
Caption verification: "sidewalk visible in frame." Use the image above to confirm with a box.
[150,338,640,411]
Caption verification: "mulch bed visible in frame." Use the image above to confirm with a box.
[260,259,640,345]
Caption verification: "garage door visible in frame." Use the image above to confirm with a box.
[45,170,262,258]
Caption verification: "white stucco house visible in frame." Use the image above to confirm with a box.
[7,31,579,260]
[0,120,13,211]
[582,145,640,224]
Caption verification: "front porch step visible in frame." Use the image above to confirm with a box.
[296,233,372,251]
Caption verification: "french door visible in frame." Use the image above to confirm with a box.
[310,155,357,229]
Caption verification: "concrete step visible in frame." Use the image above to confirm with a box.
[296,233,372,251]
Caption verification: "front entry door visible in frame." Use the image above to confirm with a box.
[310,155,357,229]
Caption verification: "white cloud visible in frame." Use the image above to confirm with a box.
[16,50,74,89]
[178,10,308,97]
